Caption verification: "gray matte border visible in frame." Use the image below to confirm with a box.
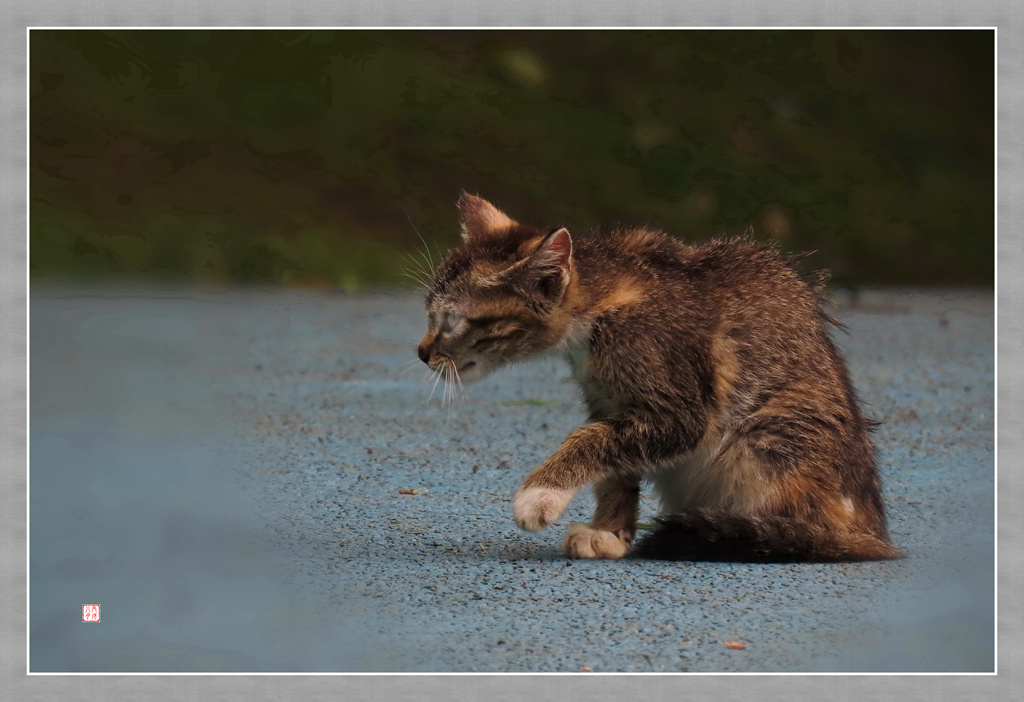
[6,2,1016,700]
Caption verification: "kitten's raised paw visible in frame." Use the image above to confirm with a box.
[563,523,632,559]
[513,486,574,532]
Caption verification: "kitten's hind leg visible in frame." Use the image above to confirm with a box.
[563,476,640,559]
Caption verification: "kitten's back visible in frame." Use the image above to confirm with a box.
[591,234,898,561]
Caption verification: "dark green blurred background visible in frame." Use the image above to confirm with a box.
[30,29,994,289]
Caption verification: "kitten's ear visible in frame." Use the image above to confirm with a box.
[458,192,517,242]
[522,227,573,308]
[529,227,573,275]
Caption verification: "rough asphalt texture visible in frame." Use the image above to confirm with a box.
[30,288,994,672]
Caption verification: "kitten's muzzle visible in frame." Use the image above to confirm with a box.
[418,343,451,370]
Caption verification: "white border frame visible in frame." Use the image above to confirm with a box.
[8,5,1015,701]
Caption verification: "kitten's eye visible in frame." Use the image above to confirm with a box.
[442,311,462,331]
[465,315,500,327]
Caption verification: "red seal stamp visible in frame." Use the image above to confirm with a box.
[82,604,100,622]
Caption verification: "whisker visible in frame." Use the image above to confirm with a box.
[445,362,454,415]
[397,359,423,378]
[399,267,431,291]
[399,250,432,281]
[452,362,467,404]
[399,264,427,283]
[441,361,448,409]
[417,367,433,394]
[426,367,443,405]
[444,362,452,413]
[401,206,437,278]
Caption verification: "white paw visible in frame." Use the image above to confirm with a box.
[513,486,575,532]
[563,523,632,559]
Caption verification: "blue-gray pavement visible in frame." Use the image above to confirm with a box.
[28,287,994,672]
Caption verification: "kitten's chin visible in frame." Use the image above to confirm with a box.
[458,350,533,382]
[454,360,488,383]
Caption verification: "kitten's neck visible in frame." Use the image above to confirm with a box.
[554,258,645,343]
[549,267,593,347]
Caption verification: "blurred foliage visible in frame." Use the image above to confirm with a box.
[30,29,993,288]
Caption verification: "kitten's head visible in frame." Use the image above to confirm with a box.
[417,194,575,383]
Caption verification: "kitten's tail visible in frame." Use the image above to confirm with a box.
[633,509,902,562]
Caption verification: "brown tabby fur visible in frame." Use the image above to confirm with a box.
[418,193,900,561]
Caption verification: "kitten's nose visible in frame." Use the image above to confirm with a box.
[417,343,430,364]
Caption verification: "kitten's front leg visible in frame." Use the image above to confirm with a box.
[513,408,699,538]
[512,484,577,532]
[563,476,640,559]
[512,422,610,532]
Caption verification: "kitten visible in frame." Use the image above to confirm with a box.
[418,193,900,561]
